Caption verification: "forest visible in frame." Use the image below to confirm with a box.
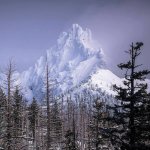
[0,42,150,150]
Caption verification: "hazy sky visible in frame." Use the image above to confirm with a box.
[0,0,150,78]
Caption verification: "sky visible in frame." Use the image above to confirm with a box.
[0,0,150,78]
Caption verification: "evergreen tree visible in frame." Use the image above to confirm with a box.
[0,88,6,148]
[12,87,24,149]
[28,97,39,147]
[64,107,78,150]
[135,87,150,148]
[50,100,62,148]
[90,98,108,150]
[64,129,76,150]
[108,42,150,150]
[12,87,23,137]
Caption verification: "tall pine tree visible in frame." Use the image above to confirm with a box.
[108,42,150,150]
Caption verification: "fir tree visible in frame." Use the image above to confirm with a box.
[90,98,109,150]
[28,97,39,147]
[108,42,150,150]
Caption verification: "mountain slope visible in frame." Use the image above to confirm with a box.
[1,24,149,101]
[20,24,106,100]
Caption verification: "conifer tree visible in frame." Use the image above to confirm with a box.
[108,42,150,150]
[90,98,108,150]
[64,105,78,150]
[12,87,24,149]
[0,88,6,148]
[13,87,23,137]
[50,99,62,148]
[64,130,76,150]
[28,97,39,148]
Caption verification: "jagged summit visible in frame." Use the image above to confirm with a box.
[47,23,105,71]
[56,24,102,54]
[19,24,106,100]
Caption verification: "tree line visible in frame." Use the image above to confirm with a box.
[0,42,150,150]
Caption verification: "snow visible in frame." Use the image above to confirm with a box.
[88,69,124,95]
[17,24,106,100]
[15,24,150,100]
[0,24,149,101]
[72,55,100,85]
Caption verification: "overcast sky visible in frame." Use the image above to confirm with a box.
[0,0,150,78]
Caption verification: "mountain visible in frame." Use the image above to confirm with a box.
[19,24,107,100]
[1,24,149,101]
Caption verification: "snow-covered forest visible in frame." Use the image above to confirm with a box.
[1,0,150,149]
[0,41,150,150]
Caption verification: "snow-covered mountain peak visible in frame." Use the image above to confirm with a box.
[1,24,149,102]
[46,24,105,72]
[19,24,107,100]
[56,24,102,55]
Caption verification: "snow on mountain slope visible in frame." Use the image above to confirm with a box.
[1,24,149,101]
[88,69,124,95]
[87,70,150,95]
[20,24,106,100]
